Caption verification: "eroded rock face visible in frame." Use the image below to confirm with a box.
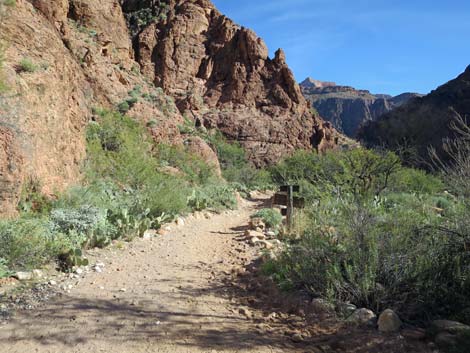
[300,78,422,138]
[0,126,24,218]
[0,0,90,206]
[0,0,184,216]
[133,0,338,166]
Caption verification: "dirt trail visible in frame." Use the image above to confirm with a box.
[0,195,434,353]
[0,195,305,353]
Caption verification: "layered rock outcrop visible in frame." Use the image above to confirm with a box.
[300,78,422,137]
[131,0,338,166]
[360,66,470,167]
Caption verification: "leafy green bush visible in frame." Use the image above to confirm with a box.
[252,208,282,229]
[389,168,444,194]
[0,258,13,279]
[271,149,401,200]
[157,144,217,185]
[18,58,37,73]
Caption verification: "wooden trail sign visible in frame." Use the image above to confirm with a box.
[272,185,305,229]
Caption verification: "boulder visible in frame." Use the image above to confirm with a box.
[377,309,402,333]
[429,320,470,336]
[311,298,335,314]
[347,308,377,326]
[13,272,33,281]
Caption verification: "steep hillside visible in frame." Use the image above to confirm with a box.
[360,66,470,166]
[300,78,421,137]
[0,0,338,216]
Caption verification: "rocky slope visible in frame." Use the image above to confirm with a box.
[129,0,338,166]
[300,78,422,137]
[360,66,470,166]
[0,0,338,217]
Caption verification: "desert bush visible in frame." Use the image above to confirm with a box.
[17,58,37,73]
[50,206,117,248]
[252,208,282,230]
[188,184,237,211]
[389,168,444,194]
[17,178,53,215]
[0,218,60,270]
[206,131,272,190]
[271,149,401,200]
[264,147,470,324]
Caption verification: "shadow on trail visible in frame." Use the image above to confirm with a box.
[1,276,295,351]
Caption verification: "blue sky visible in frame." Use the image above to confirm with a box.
[212,0,470,95]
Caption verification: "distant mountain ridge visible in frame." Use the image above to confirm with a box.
[300,78,423,137]
[360,65,470,167]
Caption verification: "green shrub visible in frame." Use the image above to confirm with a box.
[18,58,37,73]
[50,206,117,248]
[188,184,237,211]
[271,149,401,199]
[17,178,52,215]
[0,218,59,270]
[0,258,13,279]
[252,208,282,229]
[389,168,444,194]
[117,100,130,114]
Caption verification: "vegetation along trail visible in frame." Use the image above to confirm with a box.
[0,195,304,353]
[0,192,436,353]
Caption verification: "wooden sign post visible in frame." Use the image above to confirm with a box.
[272,185,305,231]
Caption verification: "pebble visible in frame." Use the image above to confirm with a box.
[32,269,44,279]
[143,229,157,239]
[249,237,260,245]
[238,307,252,319]
[290,333,304,343]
